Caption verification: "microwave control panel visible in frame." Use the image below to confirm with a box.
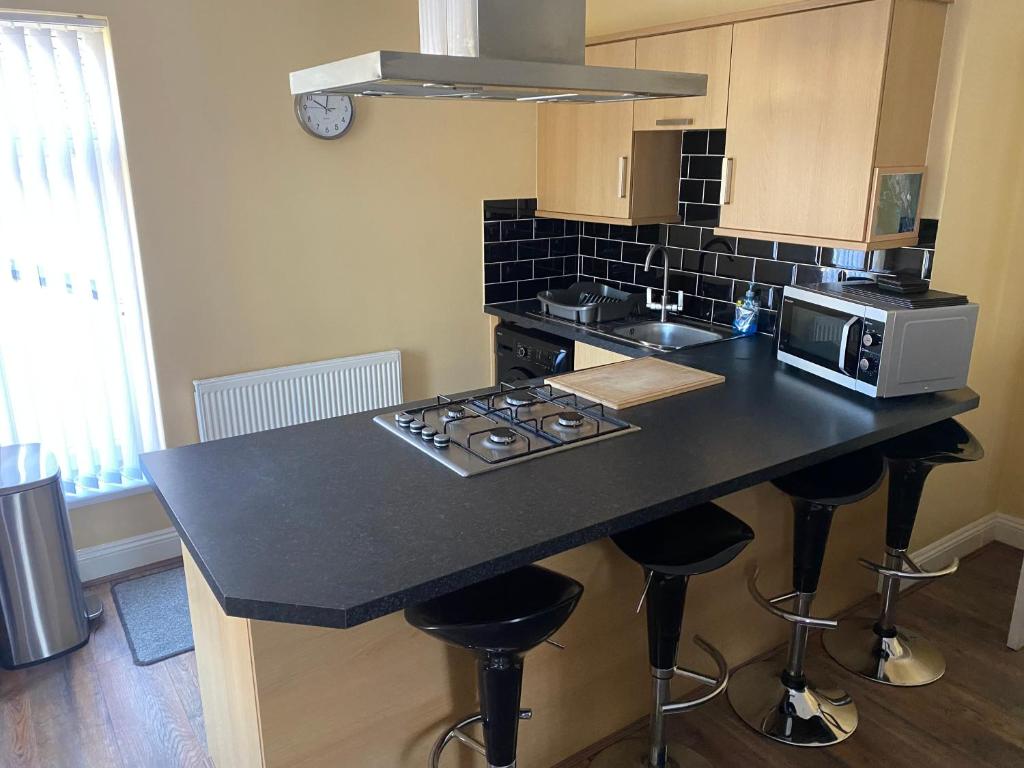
[858,319,886,386]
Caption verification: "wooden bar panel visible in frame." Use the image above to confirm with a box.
[182,549,265,767]
[184,486,888,767]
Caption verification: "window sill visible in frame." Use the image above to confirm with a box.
[65,482,153,510]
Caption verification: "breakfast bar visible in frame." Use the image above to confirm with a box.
[141,336,978,767]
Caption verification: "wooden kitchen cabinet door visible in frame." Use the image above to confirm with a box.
[537,41,635,221]
[718,0,891,242]
[634,26,733,131]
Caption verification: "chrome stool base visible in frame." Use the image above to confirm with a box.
[727,660,858,747]
[823,615,945,686]
[587,736,712,768]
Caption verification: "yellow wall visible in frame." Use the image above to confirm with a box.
[918,0,1024,531]
[29,0,535,549]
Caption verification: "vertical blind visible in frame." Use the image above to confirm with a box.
[0,15,161,500]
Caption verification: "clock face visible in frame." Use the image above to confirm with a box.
[295,94,354,140]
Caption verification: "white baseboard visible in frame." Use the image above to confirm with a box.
[76,527,182,583]
[908,512,1024,576]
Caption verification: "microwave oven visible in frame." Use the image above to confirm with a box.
[777,283,978,398]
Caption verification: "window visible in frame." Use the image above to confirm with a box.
[0,12,161,504]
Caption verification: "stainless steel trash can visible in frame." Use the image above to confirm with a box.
[0,443,97,668]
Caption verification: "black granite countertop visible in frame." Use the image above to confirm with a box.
[141,336,978,629]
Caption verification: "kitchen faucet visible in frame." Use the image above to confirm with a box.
[644,245,675,323]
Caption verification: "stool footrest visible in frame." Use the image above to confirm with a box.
[748,568,838,629]
[429,710,533,767]
[662,636,729,715]
[858,554,959,581]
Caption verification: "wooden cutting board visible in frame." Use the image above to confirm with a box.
[546,356,724,410]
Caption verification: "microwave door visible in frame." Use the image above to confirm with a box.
[778,298,862,386]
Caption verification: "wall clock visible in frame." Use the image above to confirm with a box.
[294,94,355,140]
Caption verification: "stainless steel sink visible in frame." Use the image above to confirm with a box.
[611,321,731,349]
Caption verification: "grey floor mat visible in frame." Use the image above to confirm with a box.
[111,566,194,666]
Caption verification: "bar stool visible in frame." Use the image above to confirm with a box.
[589,502,754,768]
[405,565,583,768]
[824,419,984,686]
[728,447,885,747]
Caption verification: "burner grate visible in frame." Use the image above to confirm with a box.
[386,382,636,470]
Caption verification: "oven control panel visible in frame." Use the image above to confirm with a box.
[858,319,886,386]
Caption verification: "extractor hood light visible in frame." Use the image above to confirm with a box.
[289,0,707,105]
[515,93,581,102]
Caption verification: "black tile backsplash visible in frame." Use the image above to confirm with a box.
[517,239,549,260]
[682,249,715,274]
[699,275,734,301]
[518,198,537,219]
[483,129,938,337]
[716,254,755,281]
[737,238,775,259]
[707,129,727,156]
[481,201,579,298]
[550,236,578,257]
[501,260,532,282]
[484,199,518,221]
[682,130,709,155]
[622,242,651,264]
[596,239,623,260]
[776,242,819,265]
[688,155,724,180]
[755,259,796,286]
[484,242,515,263]
[533,218,565,238]
[667,225,700,250]
[500,219,534,241]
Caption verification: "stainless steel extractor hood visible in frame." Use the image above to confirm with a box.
[289,0,707,103]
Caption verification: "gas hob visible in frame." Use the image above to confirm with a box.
[374,383,640,476]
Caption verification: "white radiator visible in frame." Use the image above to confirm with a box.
[193,351,403,441]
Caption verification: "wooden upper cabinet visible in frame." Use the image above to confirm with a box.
[536,40,682,225]
[634,26,733,131]
[537,42,635,222]
[717,0,947,248]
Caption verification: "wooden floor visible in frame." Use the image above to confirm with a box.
[561,542,1024,768]
[0,543,1021,768]
[0,564,210,768]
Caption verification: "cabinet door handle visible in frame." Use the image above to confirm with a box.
[655,118,694,126]
[617,156,628,199]
[720,157,734,205]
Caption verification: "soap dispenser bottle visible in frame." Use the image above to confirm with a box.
[732,283,760,336]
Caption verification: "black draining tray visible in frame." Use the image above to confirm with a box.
[537,282,645,324]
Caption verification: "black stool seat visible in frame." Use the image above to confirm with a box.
[882,419,984,465]
[772,447,885,506]
[612,502,754,576]
[404,565,583,655]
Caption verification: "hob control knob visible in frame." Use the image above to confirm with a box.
[433,433,451,449]
[420,426,437,440]
[409,420,425,433]
[862,334,875,347]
